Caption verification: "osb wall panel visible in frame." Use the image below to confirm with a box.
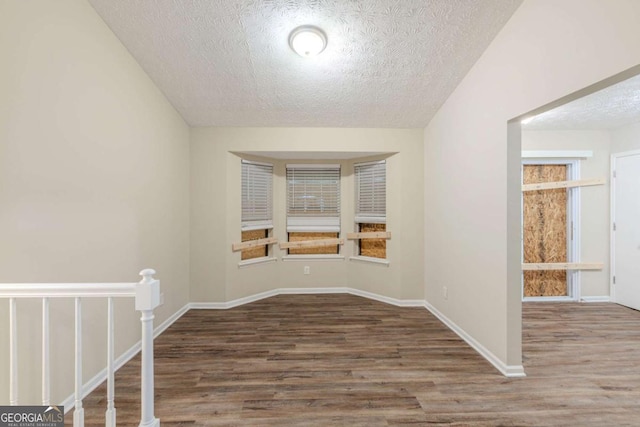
[288,232,339,255]
[360,223,386,259]
[241,229,268,261]
[523,165,568,297]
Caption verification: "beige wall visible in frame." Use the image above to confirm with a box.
[0,0,190,404]
[522,130,611,298]
[611,121,640,153]
[424,0,640,372]
[190,127,424,303]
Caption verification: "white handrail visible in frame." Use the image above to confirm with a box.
[1,269,161,427]
[0,283,137,298]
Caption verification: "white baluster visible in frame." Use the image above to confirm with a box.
[136,269,160,427]
[74,297,84,427]
[105,297,116,427]
[42,297,50,405]
[10,298,18,406]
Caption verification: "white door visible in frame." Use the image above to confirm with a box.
[612,151,640,311]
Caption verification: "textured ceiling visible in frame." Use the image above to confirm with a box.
[88,0,522,128]
[523,74,640,131]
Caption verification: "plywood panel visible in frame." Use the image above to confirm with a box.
[523,165,567,297]
[359,223,387,259]
[241,229,268,260]
[288,232,339,255]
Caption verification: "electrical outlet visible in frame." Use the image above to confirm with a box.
[442,286,448,300]
[304,266,310,275]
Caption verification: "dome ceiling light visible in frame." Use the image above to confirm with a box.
[289,26,327,58]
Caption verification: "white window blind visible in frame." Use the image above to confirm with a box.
[286,164,341,232]
[355,160,386,223]
[242,160,273,231]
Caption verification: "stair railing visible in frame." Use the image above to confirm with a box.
[0,268,161,427]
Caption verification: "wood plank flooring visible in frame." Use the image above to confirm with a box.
[66,295,640,426]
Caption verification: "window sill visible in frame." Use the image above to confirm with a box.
[349,256,390,266]
[238,257,277,268]
[282,255,345,262]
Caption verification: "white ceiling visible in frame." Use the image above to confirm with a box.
[522,73,640,131]
[88,0,522,128]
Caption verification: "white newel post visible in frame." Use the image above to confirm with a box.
[136,269,161,427]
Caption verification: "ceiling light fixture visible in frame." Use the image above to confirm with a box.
[289,26,327,58]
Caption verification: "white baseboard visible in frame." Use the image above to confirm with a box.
[278,287,349,295]
[61,303,190,413]
[190,287,424,309]
[423,301,526,378]
[61,289,526,412]
[347,288,424,307]
[189,289,280,310]
[580,296,611,303]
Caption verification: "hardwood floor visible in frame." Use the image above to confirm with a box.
[67,295,640,426]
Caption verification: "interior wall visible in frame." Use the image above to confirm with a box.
[424,0,640,373]
[611,121,640,153]
[0,0,190,404]
[190,127,424,303]
[522,130,611,298]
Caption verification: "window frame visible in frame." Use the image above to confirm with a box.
[240,159,275,265]
[352,160,389,264]
[284,163,342,259]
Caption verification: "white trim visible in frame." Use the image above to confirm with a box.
[278,287,349,295]
[348,288,424,307]
[282,255,345,261]
[286,163,341,169]
[287,216,340,232]
[0,282,137,298]
[522,150,593,159]
[61,303,190,413]
[580,296,611,303]
[189,301,230,310]
[190,288,423,310]
[238,256,277,268]
[190,289,280,310]
[349,256,389,266]
[424,301,526,378]
[353,159,386,167]
[611,153,616,302]
[241,159,273,167]
[241,222,273,232]
[154,304,191,338]
[354,216,386,224]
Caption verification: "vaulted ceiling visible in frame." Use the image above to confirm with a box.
[89,0,522,128]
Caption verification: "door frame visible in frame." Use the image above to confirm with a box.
[521,158,581,301]
[610,149,640,304]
